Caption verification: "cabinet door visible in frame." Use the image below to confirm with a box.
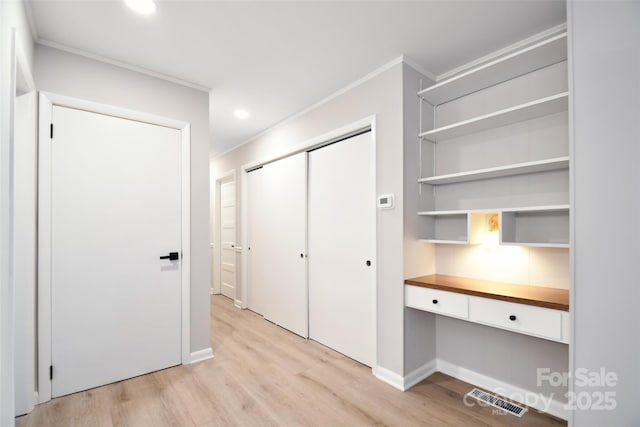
[308,132,375,366]
[260,153,308,337]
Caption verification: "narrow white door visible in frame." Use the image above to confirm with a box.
[220,180,236,300]
[260,153,307,337]
[246,167,267,315]
[50,106,182,397]
[308,132,375,366]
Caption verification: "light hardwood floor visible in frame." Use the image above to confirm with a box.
[17,295,566,426]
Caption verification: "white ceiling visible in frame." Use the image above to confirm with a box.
[27,0,566,155]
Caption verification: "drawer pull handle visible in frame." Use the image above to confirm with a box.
[432,299,438,304]
[509,315,517,321]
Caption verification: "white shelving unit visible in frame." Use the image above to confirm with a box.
[500,205,570,248]
[419,92,568,142]
[418,210,495,245]
[418,32,567,106]
[419,156,569,185]
[418,207,567,248]
[416,30,570,249]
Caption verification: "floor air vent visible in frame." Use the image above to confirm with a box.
[465,388,527,418]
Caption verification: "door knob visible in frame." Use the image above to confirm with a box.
[366,260,371,266]
[160,252,179,261]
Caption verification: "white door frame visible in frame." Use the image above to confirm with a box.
[239,116,378,368]
[212,169,238,304]
[37,92,191,403]
[2,26,37,423]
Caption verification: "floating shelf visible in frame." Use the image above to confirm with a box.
[418,239,468,245]
[500,205,569,213]
[419,92,568,142]
[419,210,468,216]
[419,206,568,215]
[418,32,567,106]
[418,156,569,185]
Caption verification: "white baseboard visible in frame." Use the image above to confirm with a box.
[373,359,566,420]
[373,359,437,391]
[189,348,214,364]
[373,365,405,391]
[436,359,567,420]
[234,299,242,309]
[404,359,438,390]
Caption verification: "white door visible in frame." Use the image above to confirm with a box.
[220,180,236,300]
[50,106,182,397]
[260,153,307,337]
[308,132,375,366]
[246,167,267,315]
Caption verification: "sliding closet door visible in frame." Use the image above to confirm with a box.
[308,132,375,366]
[252,153,308,337]
[246,167,267,316]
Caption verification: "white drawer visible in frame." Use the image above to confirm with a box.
[405,285,468,320]
[469,297,562,341]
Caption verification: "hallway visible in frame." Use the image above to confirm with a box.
[17,296,565,426]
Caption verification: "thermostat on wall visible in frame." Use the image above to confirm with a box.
[377,194,395,210]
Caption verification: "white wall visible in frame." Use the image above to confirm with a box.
[569,1,640,425]
[211,60,407,375]
[34,44,211,354]
[13,92,37,417]
[402,63,438,374]
[1,0,35,424]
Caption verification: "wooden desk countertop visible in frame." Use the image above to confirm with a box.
[404,274,569,311]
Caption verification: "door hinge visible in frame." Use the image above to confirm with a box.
[49,365,53,380]
[50,123,54,139]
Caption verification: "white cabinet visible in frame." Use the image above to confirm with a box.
[405,283,569,344]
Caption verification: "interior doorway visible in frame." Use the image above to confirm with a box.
[213,171,238,305]
[220,178,237,300]
[37,93,192,403]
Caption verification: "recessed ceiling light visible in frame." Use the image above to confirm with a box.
[234,109,250,120]
[125,0,156,15]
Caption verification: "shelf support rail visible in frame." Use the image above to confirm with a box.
[418,79,423,195]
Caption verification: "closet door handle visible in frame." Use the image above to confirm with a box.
[366,260,371,267]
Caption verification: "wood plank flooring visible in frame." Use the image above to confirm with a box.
[17,295,566,426]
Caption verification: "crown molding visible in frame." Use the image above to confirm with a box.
[37,38,210,93]
[437,23,567,81]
